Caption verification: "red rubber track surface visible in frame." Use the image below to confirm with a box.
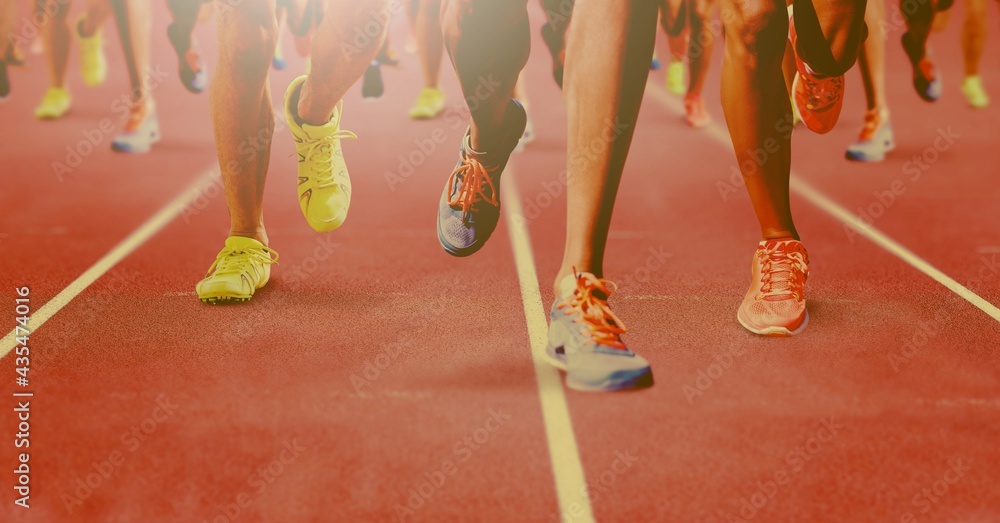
[1,1,999,522]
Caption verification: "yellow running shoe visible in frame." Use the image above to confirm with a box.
[75,15,107,87]
[961,76,989,109]
[196,236,278,303]
[35,87,71,120]
[284,75,357,232]
[666,60,685,95]
[408,87,445,120]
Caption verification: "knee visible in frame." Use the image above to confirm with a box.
[217,5,278,82]
[441,0,526,34]
[723,1,787,64]
[329,0,392,52]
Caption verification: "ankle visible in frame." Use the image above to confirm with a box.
[295,80,336,126]
[229,230,268,246]
[762,231,799,242]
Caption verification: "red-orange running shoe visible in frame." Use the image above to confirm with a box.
[737,238,810,336]
[788,6,845,135]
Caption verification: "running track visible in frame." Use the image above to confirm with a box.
[1,2,999,522]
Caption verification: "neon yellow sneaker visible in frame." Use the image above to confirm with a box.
[666,60,685,95]
[284,75,357,232]
[961,76,989,109]
[196,236,278,303]
[75,15,106,87]
[408,87,445,120]
[35,87,71,120]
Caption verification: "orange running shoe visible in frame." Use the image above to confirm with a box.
[788,6,845,134]
[737,238,810,336]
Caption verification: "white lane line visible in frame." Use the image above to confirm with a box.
[0,167,219,359]
[645,81,1000,323]
[503,165,596,523]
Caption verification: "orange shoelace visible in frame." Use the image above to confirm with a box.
[184,48,203,73]
[757,244,809,301]
[917,59,936,82]
[558,272,628,350]
[124,102,152,133]
[858,109,883,141]
[205,245,279,278]
[447,141,498,220]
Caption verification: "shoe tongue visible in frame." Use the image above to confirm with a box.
[558,272,600,300]
[225,236,264,251]
[761,237,796,251]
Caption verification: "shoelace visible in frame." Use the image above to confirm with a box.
[447,136,498,221]
[558,271,628,350]
[800,72,843,111]
[757,244,808,301]
[417,89,439,106]
[206,245,279,278]
[43,90,64,107]
[916,59,936,82]
[294,102,357,188]
[123,102,151,133]
[184,48,203,73]
[858,109,883,141]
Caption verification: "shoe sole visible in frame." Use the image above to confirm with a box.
[111,130,161,154]
[543,344,654,392]
[737,309,809,337]
[199,295,252,304]
[845,141,895,162]
[198,272,269,304]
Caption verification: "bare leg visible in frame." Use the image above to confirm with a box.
[296,0,390,125]
[415,0,443,88]
[211,0,279,244]
[962,0,987,76]
[660,0,686,60]
[555,0,659,286]
[720,0,797,240]
[792,0,867,76]
[0,1,14,53]
[41,0,71,89]
[687,0,715,95]
[441,0,530,152]
[858,0,886,111]
[109,0,151,107]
